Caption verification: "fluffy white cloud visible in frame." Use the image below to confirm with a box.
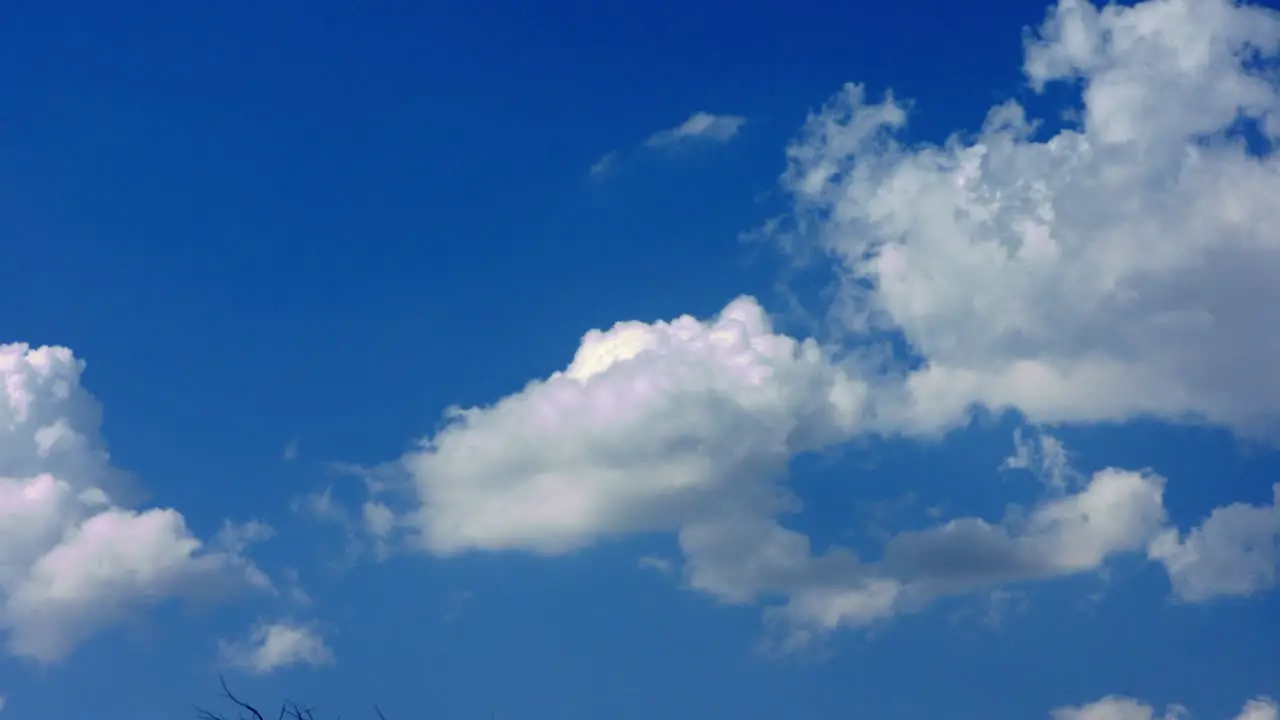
[645,111,746,148]
[404,297,868,557]
[0,344,272,663]
[218,620,334,675]
[776,0,1280,436]
[395,291,1206,644]
[1052,695,1277,720]
[1149,483,1280,601]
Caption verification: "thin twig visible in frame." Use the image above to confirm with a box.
[218,674,267,720]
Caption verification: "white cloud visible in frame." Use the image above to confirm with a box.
[218,620,334,675]
[774,0,1280,437]
[403,296,867,557]
[0,693,5,712]
[884,467,1167,591]
[0,344,272,663]
[644,112,746,148]
[1239,699,1280,720]
[638,556,675,575]
[1148,483,1280,601]
[1052,695,1188,720]
[751,458,1171,648]
[391,293,1212,645]
[1052,695,1277,720]
[1003,427,1079,490]
[359,0,1280,649]
[283,440,299,462]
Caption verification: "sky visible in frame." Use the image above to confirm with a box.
[2,0,1280,718]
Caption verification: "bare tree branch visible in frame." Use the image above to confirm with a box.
[219,674,267,720]
[194,678,388,720]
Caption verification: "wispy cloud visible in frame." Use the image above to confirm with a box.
[282,439,299,462]
[638,556,675,575]
[644,112,746,148]
[589,151,619,179]
[590,111,747,178]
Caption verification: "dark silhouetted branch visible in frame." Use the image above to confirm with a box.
[194,677,387,720]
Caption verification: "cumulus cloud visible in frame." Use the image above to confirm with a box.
[0,344,272,663]
[218,620,334,675]
[391,291,1217,645]
[745,459,1172,648]
[775,0,1280,437]
[1148,483,1280,601]
[644,112,746,148]
[403,296,867,557]
[1052,695,1277,720]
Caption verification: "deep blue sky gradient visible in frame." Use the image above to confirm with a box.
[2,1,1278,718]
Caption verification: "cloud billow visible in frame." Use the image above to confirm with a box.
[778,0,1280,437]
[0,344,274,663]
[378,0,1280,649]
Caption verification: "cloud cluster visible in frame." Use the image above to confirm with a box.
[1053,695,1278,720]
[385,0,1280,640]
[16,0,1275,678]
[777,0,1280,437]
[391,285,1277,645]
[218,620,334,675]
[0,344,272,663]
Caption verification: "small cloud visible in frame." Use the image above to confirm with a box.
[0,693,6,712]
[218,620,334,675]
[294,486,345,523]
[589,151,619,179]
[214,519,275,555]
[644,112,746,148]
[638,555,675,575]
[283,440,300,462]
[1001,428,1079,491]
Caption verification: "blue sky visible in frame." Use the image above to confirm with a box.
[2,0,1280,718]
